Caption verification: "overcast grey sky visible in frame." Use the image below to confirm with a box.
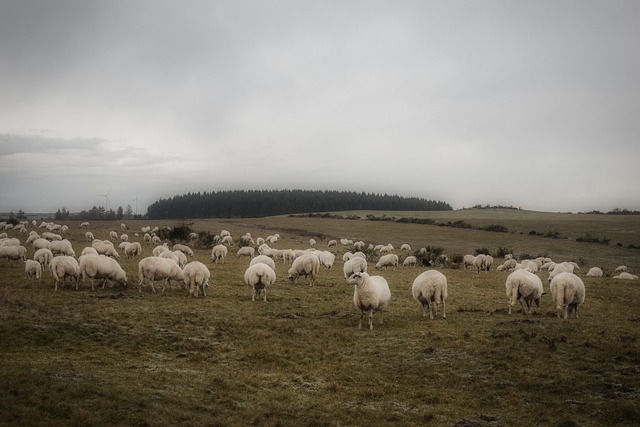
[1,0,639,214]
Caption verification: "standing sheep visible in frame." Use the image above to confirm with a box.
[137,257,185,293]
[79,254,128,290]
[549,272,585,319]
[244,263,277,301]
[317,251,336,269]
[183,261,211,297]
[236,246,255,258]
[173,244,194,257]
[288,253,321,286]
[346,272,391,330]
[411,270,448,320]
[49,256,80,291]
[586,267,603,277]
[0,245,27,262]
[25,259,42,281]
[504,269,544,315]
[211,244,229,264]
[33,248,53,270]
[375,254,399,271]
[403,256,417,267]
[125,242,142,259]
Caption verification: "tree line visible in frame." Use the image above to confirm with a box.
[146,189,453,219]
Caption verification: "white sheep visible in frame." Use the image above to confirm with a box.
[152,244,169,257]
[92,241,120,259]
[81,247,99,256]
[211,244,228,264]
[172,250,188,268]
[317,251,336,269]
[375,254,398,270]
[84,231,94,242]
[221,235,233,245]
[343,256,368,279]
[25,259,42,281]
[33,248,53,269]
[49,256,80,291]
[173,244,194,257]
[236,246,255,258]
[327,240,337,247]
[346,272,391,330]
[137,257,185,293]
[79,254,128,291]
[49,239,75,257]
[549,272,585,318]
[473,254,488,273]
[287,253,321,286]
[281,249,296,264]
[403,256,417,267]
[125,242,142,259]
[309,238,316,246]
[400,243,411,252]
[0,245,27,262]
[250,254,276,271]
[613,272,639,280]
[120,223,127,230]
[244,263,277,301]
[505,269,544,315]
[614,265,628,273]
[548,262,575,282]
[120,234,129,242]
[183,261,211,297]
[463,254,476,270]
[109,231,118,240]
[586,267,604,277]
[79,222,90,228]
[411,270,448,320]
[32,238,51,251]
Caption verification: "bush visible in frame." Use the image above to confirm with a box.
[483,224,509,233]
[576,234,610,245]
[474,247,491,256]
[496,247,514,259]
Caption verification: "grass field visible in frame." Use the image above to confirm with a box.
[1,209,639,426]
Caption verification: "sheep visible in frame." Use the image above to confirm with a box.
[287,253,321,286]
[346,272,391,330]
[32,238,51,251]
[403,256,417,267]
[33,248,53,269]
[92,241,120,259]
[171,250,188,268]
[281,249,296,264]
[548,262,575,282]
[0,237,21,247]
[250,254,276,271]
[0,245,27,262]
[49,239,75,257]
[614,265,628,273]
[84,232,95,242]
[613,272,639,280]
[586,267,603,277]
[463,255,476,270]
[173,244,194,258]
[25,259,42,281]
[144,233,152,244]
[79,254,128,291]
[317,251,336,269]
[411,270,448,319]
[236,246,255,258]
[549,272,585,319]
[26,233,40,245]
[505,269,544,315]
[342,252,353,262]
[343,256,368,279]
[152,244,169,257]
[244,263,277,301]
[309,238,316,246]
[158,250,179,264]
[120,223,127,230]
[500,258,517,271]
[125,242,142,259]
[400,243,411,252]
[327,240,337,247]
[137,257,185,293]
[120,234,129,242]
[375,254,398,271]
[151,235,161,245]
[49,256,80,291]
[183,261,211,297]
[221,235,233,245]
[211,244,229,264]
[473,254,487,273]
[520,260,540,274]
[81,247,99,256]
[79,222,90,228]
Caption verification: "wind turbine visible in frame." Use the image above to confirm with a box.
[99,189,112,211]
[128,191,139,215]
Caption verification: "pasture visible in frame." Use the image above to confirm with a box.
[1,209,639,426]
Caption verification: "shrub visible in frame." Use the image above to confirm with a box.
[483,224,509,233]
[496,247,514,259]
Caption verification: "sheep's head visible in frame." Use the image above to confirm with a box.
[346,272,364,286]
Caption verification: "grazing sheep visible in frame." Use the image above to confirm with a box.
[400,243,411,252]
[173,244,194,258]
[172,250,188,268]
[614,265,628,273]
[327,240,337,247]
[183,261,211,297]
[250,254,276,271]
[550,272,585,319]
[613,272,639,280]
[49,256,80,291]
[505,269,544,315]
[79,254,128,291]
[49,239,75,257]
[79,222,90,228]
[81,247,99,256]
[120,234,129,242]
[137,257,185,293]
[281,249,296,264]
[152,244,169,257]
[125,242,142,259]
[85,232,95,242]
[92,241,120,259]
[463,255,476,270]
[317,251,336,269]
[33,248,53,269]
[309,238,316,246]
[375,254,399,271]
[211,244,229,264]
[0,245,27,262]
[403,256,417,267]
[411,270,448,319]
[520,260,540,274]
[288,253,321,286]
[158,250,179,264]
[346,272,391,330]
[473,254,488,273]
[586,267,604,277]
[244,263,277,301]
[548,262,575,282]
[109,231,118,240]
[25,259,42,281]
[32,238,51,251]
[236,246,255,258]
[343,256,368,279]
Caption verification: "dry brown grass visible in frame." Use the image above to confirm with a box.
[0,210,639,426]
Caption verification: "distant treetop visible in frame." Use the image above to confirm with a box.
[146,189,452,219]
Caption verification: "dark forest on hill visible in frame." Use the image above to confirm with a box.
[146,189,452,219]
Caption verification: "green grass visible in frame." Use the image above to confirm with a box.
[1,210,639,426]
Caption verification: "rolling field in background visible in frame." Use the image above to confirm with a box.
[1,209,639,426]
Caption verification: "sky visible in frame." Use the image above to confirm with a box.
[1,0,639,214]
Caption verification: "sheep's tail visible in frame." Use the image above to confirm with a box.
[555,282,565,311]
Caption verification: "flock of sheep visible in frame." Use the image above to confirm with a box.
[1,220,637,330]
